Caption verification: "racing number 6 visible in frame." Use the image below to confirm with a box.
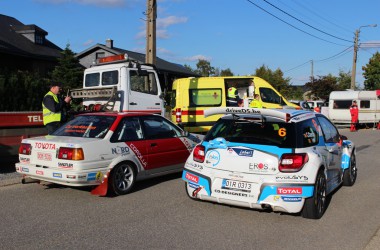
[278,128,286,137]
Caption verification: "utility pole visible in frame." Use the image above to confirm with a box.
[310,60,314,83]
[350,24,377,90]
[146,0,157,65]
[350,29,359,90]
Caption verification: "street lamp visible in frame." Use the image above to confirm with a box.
[350,24,377,90]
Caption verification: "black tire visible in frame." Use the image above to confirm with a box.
[302,169,327,219]
[109,162,136,196]
[185,182,198,200]
[343,152,357,186]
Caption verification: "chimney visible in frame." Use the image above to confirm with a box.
[106,39,113,48]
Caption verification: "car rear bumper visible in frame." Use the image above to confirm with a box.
[183,169,314,214]
[15,163,110,186]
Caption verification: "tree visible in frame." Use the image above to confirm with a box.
[336,70,351,90]
[254,65,291,98]
[51,44,83,90]
[195,59,215,77]
[362,52,380,90]
[220,68,234,76]
[305,74,338,100]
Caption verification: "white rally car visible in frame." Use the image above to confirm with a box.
[16,112,202,196]
[182,107,357,219]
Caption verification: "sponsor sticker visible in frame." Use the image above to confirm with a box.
[231,148,254,157]
[277,187,302,195]
[205,150,220,166]
[53,173,62,178]
[111,146,130,155]
[185,172,199,183]
[36,170,44,175]
[21,167,29,173]
[58,162,74,169]
[281,196,302,202]
[87,173,97,181]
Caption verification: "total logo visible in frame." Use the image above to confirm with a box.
[185,172,199,183]
[205,150,220,166]
[277,187,303,195]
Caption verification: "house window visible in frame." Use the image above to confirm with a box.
[96,52,105,59]
[35,35,44,44]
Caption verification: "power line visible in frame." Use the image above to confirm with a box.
[261,0,352,43]
[284,45,353,73]
[245,0,348,46]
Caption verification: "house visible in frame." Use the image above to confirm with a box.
[75,39,198,91]
[0,14,62,75]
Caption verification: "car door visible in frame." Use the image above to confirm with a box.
[141,115,190,173]
[316,115,343,189]
[110,117,149,169]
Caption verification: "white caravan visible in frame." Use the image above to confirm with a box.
[328,90,380,125]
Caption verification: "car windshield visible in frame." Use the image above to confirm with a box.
[205,117,296,148]
[53,115,116,138]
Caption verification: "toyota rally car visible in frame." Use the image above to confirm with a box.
[182,107,357,219]
[16,112,202,196]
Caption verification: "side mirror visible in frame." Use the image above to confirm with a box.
[341,135,348,140]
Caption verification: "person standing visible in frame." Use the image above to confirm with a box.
[249,94,263,108]
[227,84,241,107]
[349,100,359,132]
[42,82,71,134]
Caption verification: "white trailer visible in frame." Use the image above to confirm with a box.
[328,90,380,126]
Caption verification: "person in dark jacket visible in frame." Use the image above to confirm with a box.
[42,82,71,134]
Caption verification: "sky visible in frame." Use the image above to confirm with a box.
[2,0,380,87]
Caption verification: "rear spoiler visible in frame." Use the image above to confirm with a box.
[204,107,291,122]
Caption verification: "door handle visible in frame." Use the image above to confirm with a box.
[150,143,157,147]
[155,103,160,105]
[129,102,137,105]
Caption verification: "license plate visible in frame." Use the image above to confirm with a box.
[222,179,252,192]
[37,152,52,161]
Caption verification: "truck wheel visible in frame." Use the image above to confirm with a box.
[343,153,357,186]
[302,170,326,219]
[109,162,136,196]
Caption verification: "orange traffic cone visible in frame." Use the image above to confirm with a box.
[91,170,110,196]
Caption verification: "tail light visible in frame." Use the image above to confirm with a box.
[58,147,84,160]
[193,145,205,163]
[175,108,182,123]
[19,143,32,155]
[279,153,308,172]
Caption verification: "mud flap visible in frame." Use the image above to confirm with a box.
[91,170,110,196]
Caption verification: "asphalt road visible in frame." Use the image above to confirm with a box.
[1,128,380,250]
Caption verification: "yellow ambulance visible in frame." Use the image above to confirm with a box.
[170,76,298,133]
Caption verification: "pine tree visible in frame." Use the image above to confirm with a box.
[51,43,83,91]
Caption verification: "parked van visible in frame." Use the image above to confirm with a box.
[328,90,380,125]
[170,76,298,133]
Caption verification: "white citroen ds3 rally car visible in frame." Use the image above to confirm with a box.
[182,107,357,219]
[16,112,202,196]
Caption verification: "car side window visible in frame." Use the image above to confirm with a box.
[110,117,143,142]
[300,119,319,147]
[142,116,182,139]
[317,116,340,143]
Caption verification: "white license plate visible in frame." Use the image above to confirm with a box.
[37,152,52,161]
[222,179,252,192]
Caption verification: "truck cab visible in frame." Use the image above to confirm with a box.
[72,54,165,116]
